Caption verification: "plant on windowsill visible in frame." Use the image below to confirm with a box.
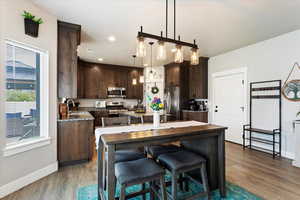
[22,11,43,38]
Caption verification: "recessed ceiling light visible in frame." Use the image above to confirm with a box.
[171,48,177,53]
[98,58,103,62]
[108,36,116,42]
[143,63,148,67]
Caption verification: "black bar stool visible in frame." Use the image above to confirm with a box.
[104,149,145,190]
[146,144,181,159]
[157,150,210,200]
[115,158,167,200]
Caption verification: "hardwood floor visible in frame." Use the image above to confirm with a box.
[2,142,300,200]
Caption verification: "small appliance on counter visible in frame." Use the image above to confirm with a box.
[134,99,146,113]
[95,100,106,108]
[187,99,209,112]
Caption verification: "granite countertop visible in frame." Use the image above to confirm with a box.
[78,107,108,111]
[182,109,209,113]
[58,111,95,122]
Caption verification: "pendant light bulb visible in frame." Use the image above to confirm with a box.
[174,44,184,63]
[190,47,199,65]
[157,40,167,61]
[136,36,146,57]
[139,75,144,83]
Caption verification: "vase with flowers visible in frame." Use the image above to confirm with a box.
[150,97,164,128]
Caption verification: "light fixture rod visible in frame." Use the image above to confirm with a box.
[174,0,176,40]
[166,0,168,38]
[138,32,197,48]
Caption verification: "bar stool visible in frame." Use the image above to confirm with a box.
[157,150,210,200]
[115,158,167,200]
[104,149,145,190]
[146,144,181,160]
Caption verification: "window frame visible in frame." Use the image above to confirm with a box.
[3,39,50,157]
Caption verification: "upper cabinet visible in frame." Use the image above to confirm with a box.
[57,21,81,98]
[77,60,143,100]
[189,57,208,99]
[165,57,208,100]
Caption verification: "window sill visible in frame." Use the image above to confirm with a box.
[3,137,51,157]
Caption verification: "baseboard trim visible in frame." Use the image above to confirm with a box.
[0,162,58,198]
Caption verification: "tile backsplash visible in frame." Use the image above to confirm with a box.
[77,98,138,109]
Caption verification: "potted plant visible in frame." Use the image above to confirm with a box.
[149,97,164,128]
[22,11,43,37]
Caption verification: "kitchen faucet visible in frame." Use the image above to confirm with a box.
[66,98,75,114]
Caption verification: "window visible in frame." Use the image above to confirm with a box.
[4,40,49,151]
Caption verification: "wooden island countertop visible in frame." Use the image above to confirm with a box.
[98,122,228,200]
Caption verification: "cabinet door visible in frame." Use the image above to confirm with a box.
[165,65,180,87]
[77,60,85,98]
[84,65,101,99]
[58,121,92,164]
[189,58,208,99]
[58,25,79,98]
[127,69,139,99]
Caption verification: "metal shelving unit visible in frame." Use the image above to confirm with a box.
[243,80,282,158]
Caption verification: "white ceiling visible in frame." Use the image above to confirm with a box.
[33,0,300,67]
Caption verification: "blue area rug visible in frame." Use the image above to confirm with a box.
[77,180,262,200]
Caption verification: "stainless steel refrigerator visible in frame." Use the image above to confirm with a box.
[164,86,180,120]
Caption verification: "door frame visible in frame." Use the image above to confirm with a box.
[211,67,248,136]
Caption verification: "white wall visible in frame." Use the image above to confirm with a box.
[208,29,300,159]
[0,0,57,196]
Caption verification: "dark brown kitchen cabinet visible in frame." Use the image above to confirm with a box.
[58,21,81,98]
[58,120,94,166]
[127,69,143,100]
[189,57,208,99]
[77,60,144,99]
[182,111,208,123]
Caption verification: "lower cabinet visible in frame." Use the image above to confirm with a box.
[182,111,208,123]
[58,120,94,166]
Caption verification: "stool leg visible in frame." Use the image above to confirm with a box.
[142,183,146,200]
[103,159,107,191]
[179,174,184,191]
[171,172,178,200]
[183,173,189,192]
[120,184,126,200]
[150,181,155,200]
[160,176,167,200]
[200,163,210,200]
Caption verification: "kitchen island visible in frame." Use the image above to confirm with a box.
[96,121,227,200]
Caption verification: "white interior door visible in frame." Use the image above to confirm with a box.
[213,71,246,144]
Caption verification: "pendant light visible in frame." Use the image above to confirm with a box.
[190,40,199,65]
[157,32,167,61]
[136,36,146,58]
[149,42,154,80]
[174,44,183,63]
[136,27,146,57]
[132,55,137,85]
[139,58,145,83]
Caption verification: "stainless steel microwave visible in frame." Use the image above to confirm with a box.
[107,87,126,98]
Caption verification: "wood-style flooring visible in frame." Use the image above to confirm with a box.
[2,142,300,200]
